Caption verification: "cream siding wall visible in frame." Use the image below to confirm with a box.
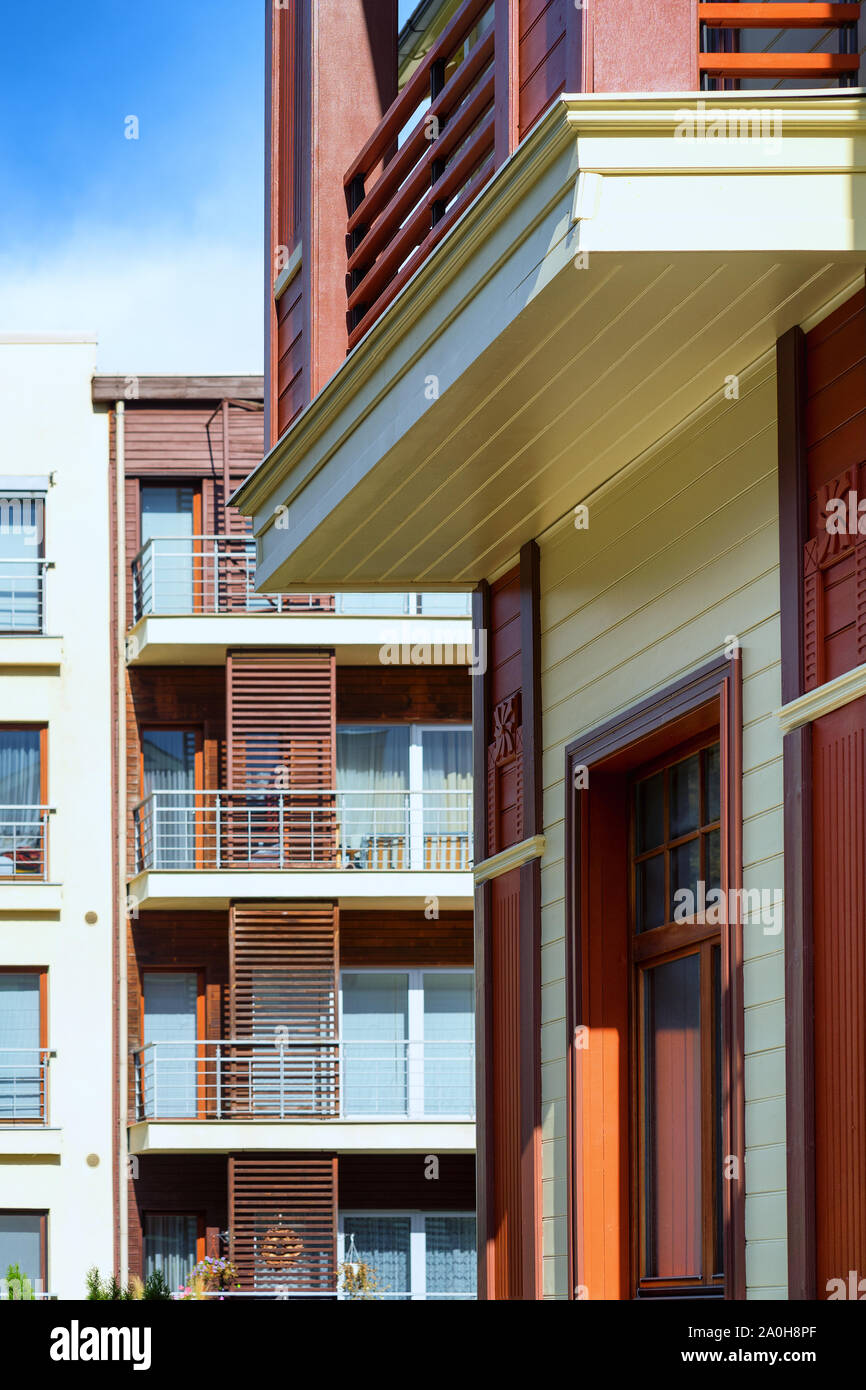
[537,355,787,1299]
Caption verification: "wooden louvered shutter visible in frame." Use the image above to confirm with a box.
[229,1154,337,1292]
[226,648,336,865]
[229,902,338,1117]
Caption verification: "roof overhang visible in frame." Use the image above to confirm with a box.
[233,91,866,591]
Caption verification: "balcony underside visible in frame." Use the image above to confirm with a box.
[238,92,866,589]
[126,613,472,665]
[127,868,474,910]
[128,1119,475,1155]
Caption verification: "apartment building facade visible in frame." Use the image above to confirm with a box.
[92,373,477,1298]
[0,336,114,1299]
[236,2,866,1301]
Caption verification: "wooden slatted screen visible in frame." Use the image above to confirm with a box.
[229,1154,337,1293]
[229,902,338,1118]
[226,648,336,865]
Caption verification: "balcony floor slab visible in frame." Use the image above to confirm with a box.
[127,869,473,910]
[128,1119,475,1155]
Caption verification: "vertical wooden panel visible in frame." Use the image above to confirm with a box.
[812,701,866,1294]
[229,1153,337,1292]
[490,866,523,1296]
[518,0,567,138]
[227,649,335,788]
[229,901,338,1044]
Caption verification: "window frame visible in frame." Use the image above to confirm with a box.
[0,1209,48,1293]
[0,967,49,1125]
[337,1209,477,1300]
[564,655,745,1301]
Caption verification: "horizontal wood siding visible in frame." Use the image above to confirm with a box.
[128,1155,228,1280]
[339,1154,476,1210]
[340,910,473,967]
[518,0,567,138]
[229,1153,337,1292]
[227,648,335,788]
[539,356,786,1297]
[122,401,263,479]
[336,665,471,722]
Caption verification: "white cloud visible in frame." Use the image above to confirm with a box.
[0,230,263,374]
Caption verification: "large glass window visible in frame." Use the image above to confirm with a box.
[632,739,723,1294]
[0,496,44,633]
[0,1212,45,1291]
[144,1214,198,1291]
[141,728,197,870]
[139,484,196,614]
[339,1213,476,1299]
[142,972,199,1119]
[341,970,474,1118]
[0,728,44,878]
[336,724,471,869]
[0,972,44,1121]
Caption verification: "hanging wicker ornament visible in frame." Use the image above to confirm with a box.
[261,1219,304,1271]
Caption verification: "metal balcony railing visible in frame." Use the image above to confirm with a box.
[131,536,333,620]
[132,1037,475,1122]
[0,1048,51,1122]
[0,558,49,633]
[0,807,53,880]
[132,789,473,873]
[130,537,473,622]
[699,3,861,87]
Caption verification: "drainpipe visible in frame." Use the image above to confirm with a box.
[115,400,128,1281]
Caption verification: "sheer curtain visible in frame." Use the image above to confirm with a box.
[144,1215,197,1291]
[337,727,409,862]
[422,728,471,839]
[346,1216,411,1299]
[0,973,41,1119]
[141,730,196,869]
[142,973,198,1119]
[0,730,41,868]
[341,972,408,1115]
[425,1216,477,1297]
[423,973,475,1116]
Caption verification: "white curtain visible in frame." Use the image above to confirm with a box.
[423,973,474,1116]
[0,730,41,865]
[144,1215,197,1291]
[425,1216,476,1297]
[142,730,196,869]
[342,972,408,1115]
[0,973,41,1119]
[422,729,471,838]
[337,727,409,859]
[346,1216,411,1299]
[143,973,198,1119]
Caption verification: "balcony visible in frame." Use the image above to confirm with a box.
[126,536,471,664]
[699,3,861,87]
[0,1048,51,1124]
[133,1037,475,1123]
[0,558,49,634]
[129,789,474,909]
[0,807,53,881]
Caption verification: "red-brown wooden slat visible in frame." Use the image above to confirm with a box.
[344,0,493,187]
[346,30,495,239]
[347,151,495,350]
[230,1153,337,1292]
[700,2,860,27]
[347,112,495,318]
[346,72,495,278]
[699,52,859,76]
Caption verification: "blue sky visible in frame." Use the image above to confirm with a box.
[0,1,415,372]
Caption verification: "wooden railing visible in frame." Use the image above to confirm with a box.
[344,0,496,349]
[700,3,861,85]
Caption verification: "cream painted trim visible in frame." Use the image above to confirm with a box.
[776,661,866,734]
[273,243,302,301]
[474,834,546,884]
[129,1119,475,1155]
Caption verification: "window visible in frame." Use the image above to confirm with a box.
[340,970,474,1118]
[565,656,744,1300]
[0,1211,47,1293]
[140,971,202,1119]
[140,727,199,870]
[339,1213,476,1300]
[139,484,199,614]
[0,495,45,633]
[144,1214,201,1290]
[336,724,471,868]
[631,739,723,1294]
[0,971,47,1122]
[0,726,47,878]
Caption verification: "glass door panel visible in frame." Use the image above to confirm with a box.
[0,497,44,632]
[336,727,409,869]
[144,1214,198,1291]
[141,729,197,869]
[143,972,198,1119]
[140,485,196,614]
[0,973,41,1119]
[341,973,408,1115]
[422,973,474,1116]
[425,1215,476,1298]
[421,728,471,869]
[0,730,42,876]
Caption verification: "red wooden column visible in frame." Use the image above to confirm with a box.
[586,0,699,92]
[474,541,542,1299]
[266,0,398,446]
